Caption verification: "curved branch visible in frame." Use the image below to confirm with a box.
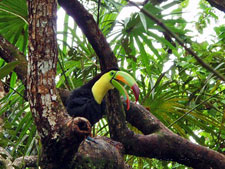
[125,103,225,169]
[0,35,92,162]
[58,0,118,71]
[2,0,224,168]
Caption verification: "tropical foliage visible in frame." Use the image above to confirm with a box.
[0,0,225,168]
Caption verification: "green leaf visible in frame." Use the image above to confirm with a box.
[0,61,19,79]
[134,36,151,75]
[139,13,147,31]
[0,0,28,50]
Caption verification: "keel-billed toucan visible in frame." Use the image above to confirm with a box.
[66,69,139,126]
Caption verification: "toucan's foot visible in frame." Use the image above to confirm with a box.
[86,136,98,144]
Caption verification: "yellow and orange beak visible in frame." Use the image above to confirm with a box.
[111,71,140,110]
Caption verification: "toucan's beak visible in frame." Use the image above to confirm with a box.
[111,71,140,110]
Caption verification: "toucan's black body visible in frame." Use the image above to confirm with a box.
[65,68,139,126]
[66,69,117,126]
[66,84,106,126]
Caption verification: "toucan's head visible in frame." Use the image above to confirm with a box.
[92,70,139,110]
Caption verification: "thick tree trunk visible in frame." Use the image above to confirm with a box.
[27,0,92,168]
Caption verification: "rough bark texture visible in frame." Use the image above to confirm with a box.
[73,136,130,169]
[0,147,12,169]
[0,34,130,168]
[28,0,60,140]
[12,155,38,168]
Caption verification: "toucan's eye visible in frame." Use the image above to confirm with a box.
[110,72,114,76]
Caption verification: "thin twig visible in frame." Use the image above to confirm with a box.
[97,0,101,25]
[128,0,225,82]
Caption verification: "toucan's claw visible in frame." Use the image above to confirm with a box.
[86,136,98,144]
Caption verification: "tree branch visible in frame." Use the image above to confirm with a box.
[131,0,225,12]
[12,155,38,168]
[0,35,92,166]
[0,147,12,169]
[74,136,131,169]
[125,103,225,169]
